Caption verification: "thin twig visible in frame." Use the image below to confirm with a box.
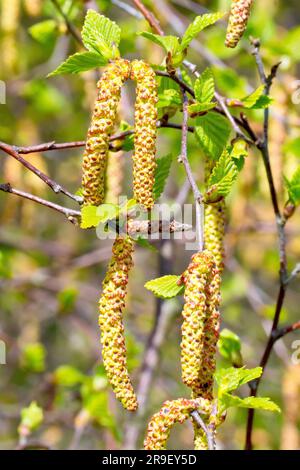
[178,78,204,251]
[50,0,83,45]
[132,0,164,35]
[0,141,82,203]
[0,183,81,223]
[245,40,287,451]
[191,410,214,451]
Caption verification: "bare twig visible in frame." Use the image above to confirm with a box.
[0,141,82,203]
[132,0,164,35]
[178,82,204,251]
[0,183,81,223]
[191,410,215,451]
[245,40,288,451]
[50,0,83,45]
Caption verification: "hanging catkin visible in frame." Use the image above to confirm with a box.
[130,60,158,209]
[225,0,253,48]
[144,398,211,450]
[98,236,138,411]
[82,59,131,206]
[180,250,215,392]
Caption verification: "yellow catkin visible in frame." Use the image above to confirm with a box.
[82,59,131,206]
[98,236,138,411]
[194,265,221,400]
[225,0,253,48]
[181,250,215,392]
[105,151,124,204]
[144,398,211,450]
[130,60,158,209]
[204,201,226,272]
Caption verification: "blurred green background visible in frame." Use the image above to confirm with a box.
[0,0,300,450]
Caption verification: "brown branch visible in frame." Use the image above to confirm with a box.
[245,40,287,451]
[132,0,164,35]
[0,141,82,203]
[50,0,83,45]
[0,183,81,223]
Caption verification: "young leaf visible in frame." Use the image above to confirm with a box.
[29,20,58,46]
[241,85,273,109]
[188,102,215,115]
[81,204,118,229]
[145,275,184,299]
[206,147,239,199]
[218,328,243,367]
[158,89,182,108]
[48,51,108,77]
[195,112,231,160]
[136,237,158,252]
[82,10,121,58]
[181,12,224,51]
[54,365,85,387]
[219,393,281,413]
[153,154,174,200]
[19,402,43,434]
[139,32,180,56]
[285,167,300,205]
[216,366,262,394]
[194,68,215,103]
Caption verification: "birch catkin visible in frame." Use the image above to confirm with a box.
[225,0,253,48]
[130,60,158,210]
[144,398,211,450]
[181,250,215,393]
[98,236,138,411]
[82,59,131,206]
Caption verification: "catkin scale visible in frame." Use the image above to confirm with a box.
[225,0,253,48]
[82,59,131,206]
[144,398,211,450]
[181,251,216,394]
[98,236,138,411]
[130,60,158,209]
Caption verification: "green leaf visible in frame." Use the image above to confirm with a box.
[80,204,118,229]
[219,393,281,413]
[218,328,243,367]
[48,51,108,77]
[19,402,43,434]
[136,237,158,252]
[153,154,174,200]
[139,32,180,56]
[241,85,273,109]
[181,12,224,50]
[285,167,300,205]
[188,102,215,115]
[145,275,184,299]
[54,365,85,387]
[206,147,239,199]
[216,366,262,394]
[82,10,121,58]
[194,68,215,103]
[195,112,231,160]
[21,343,46,373]
[158,89,182,108]
[29,20,58,46]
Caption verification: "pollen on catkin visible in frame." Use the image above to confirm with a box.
[180,250,215,392]
[144,398,211,450]
[204,201,226,272]
[98,236,138,411]
[82,59,131,206]
[225,0,253,48]
[130,60,158,209]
